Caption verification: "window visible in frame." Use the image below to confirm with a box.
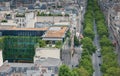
[48,67,51,70]
[22,19,24,22]
[19,24,21,27]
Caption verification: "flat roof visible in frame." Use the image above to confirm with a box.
[0,26,48,31]
[43,26,68,38]
[35,57,61,66]
[0,62,34,72]
[54,22,70,26]
[0,20,17,26]
[35,48,60,59]
[0,63,11,72]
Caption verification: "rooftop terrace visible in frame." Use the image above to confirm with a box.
[43,26,68,38]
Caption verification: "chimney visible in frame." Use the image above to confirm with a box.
[0,50,3,67]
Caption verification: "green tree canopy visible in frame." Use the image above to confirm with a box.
[39,40,46,47]
[74,36,80,46]
[100,35,112,47]
[59,65,72,76]
[81,37,96,54]
[55,41,62,48]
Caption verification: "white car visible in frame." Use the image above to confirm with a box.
[96,49,101,57]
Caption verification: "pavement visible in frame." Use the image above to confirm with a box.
[71,46,82,68]
[108,26,120,65]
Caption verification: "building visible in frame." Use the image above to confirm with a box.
[34,48,61,62]
[0,58,61,76]
[0,26,48,36]
[10,0,36,8]
[99,0,120,17]
[0,50,3,67]
[42,26,68,43]
[0,2,10,11]
[36,16,69,23]
[0,47,62,76]
[0,26,48,62]
[35,22,53,28]
[27,0,48,11]
[108,3,120,47]
[15,9,36,28]
[54,22,70,26]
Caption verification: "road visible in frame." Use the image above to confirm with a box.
[61,0,86,68]
[71,46,82,68]
[62,38,82,68]
[62,38,71,65]
[92,19,102,76]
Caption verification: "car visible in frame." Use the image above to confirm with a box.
[96,49,101,57]
[99,63,101,66]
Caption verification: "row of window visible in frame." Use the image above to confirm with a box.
[16,18,25,23]
[0,30,45,36]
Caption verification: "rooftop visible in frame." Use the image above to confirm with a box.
[0,63,11,72]
[0,60,58,76]
[42,26,68,38]
[113,4,120,12]
[35,22,53,28]
[35,57,61,67]
[0,26,48,31]
[115,20,120,27]
[54,22,70,26]
[35,48,60,59]
[0,20,17,26]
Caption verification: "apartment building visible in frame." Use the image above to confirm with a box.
[108,4,120,47]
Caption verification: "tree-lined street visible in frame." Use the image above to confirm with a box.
[92,19,101,76]
[59,0,120,76]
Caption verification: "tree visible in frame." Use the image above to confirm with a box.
[71,69,79,76]
[79,53,93,76]
[72,67,89,76]
[0,37,3,49]
[78,67,90,76]
[83,27,94,39]
[66,30,71,37]
[39,40,46,47]
[105,67,120,76]
[55,41,62,48]
[101,46,114,55]
[97,26,108,37]
[81,37,96,54]
[59,65,72,76]
[74,36,80,46]
[100,35,112,47]
[1,20,7,23]
[37,11,40,16]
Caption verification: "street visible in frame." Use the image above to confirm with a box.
[92,19,102,76]
[62,37,82,68]
[62,38,71,65]
[61,0,87,68]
